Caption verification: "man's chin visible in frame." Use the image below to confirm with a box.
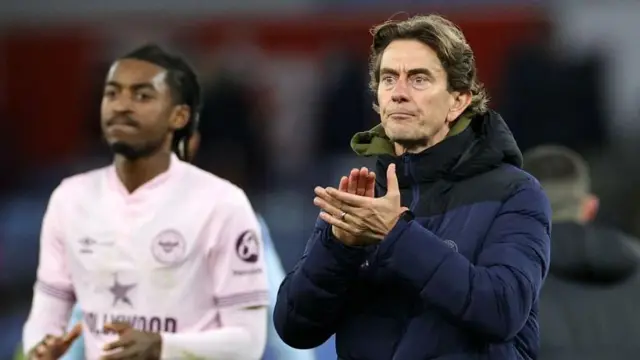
[388,133,430,152]
[385,125,418,139]
[109,142,148,160]
[387,133,424,144]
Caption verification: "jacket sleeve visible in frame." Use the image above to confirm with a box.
[23,184,75,352]
[377,184,551,341]
[273,218,368,349]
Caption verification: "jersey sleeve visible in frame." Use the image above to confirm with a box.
[208,189,269,310]
[23,184,75,351]
[34,184,75,301]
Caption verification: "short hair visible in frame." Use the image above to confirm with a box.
[368,14,489,118]
[523,145,590,221]
[120,44,202,161]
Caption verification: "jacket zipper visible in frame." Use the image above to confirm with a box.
[392,155,421,359]
[402,155,420,211]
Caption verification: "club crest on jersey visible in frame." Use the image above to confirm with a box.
[235,230,260,263]
[151,229,187,265]
[443,239,459,252]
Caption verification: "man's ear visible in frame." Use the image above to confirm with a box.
[446,91,472,123]
[581,193,599,223]
[170,105,190,131]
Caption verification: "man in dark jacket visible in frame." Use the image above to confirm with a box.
[524,145,640,360]
[274,14,552,360]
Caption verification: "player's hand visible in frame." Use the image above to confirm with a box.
[28,324,82,360]
[314,167,376,246]
[101,322,162,360]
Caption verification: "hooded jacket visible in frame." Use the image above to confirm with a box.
[539,222,640,360]
[274,110,551,359]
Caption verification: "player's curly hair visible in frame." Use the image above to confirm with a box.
[368,14,489,119]
[121,44,202,161]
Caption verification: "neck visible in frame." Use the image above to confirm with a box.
[394,126,450,156]
[115,150,172,193]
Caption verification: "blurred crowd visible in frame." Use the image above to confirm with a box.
[3,1,640,359]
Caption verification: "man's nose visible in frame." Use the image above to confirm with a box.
[110,95,133,112]
[391,79,410,103]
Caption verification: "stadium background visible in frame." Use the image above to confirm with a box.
[2,0,640,357]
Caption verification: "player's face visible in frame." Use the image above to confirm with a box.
[377,39,470,150]
[101,59,185,160]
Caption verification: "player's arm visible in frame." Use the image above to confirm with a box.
[160,307,266,360]
[160,189,268,360]
[23,184,76,353]
[273,218,368,349]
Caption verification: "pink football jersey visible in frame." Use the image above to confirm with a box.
[23,154,269,359]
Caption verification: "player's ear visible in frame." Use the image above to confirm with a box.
[170,105,190,131]
[581,193,599,222]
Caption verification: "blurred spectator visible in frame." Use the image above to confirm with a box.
[316,50,374,158]
[193,37,271,195]
[524,145,640,360]
[499,26,607,153]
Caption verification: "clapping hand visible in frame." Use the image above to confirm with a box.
[316,167,376,245]
[314,164,407,245]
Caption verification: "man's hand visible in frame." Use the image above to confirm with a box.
[314,164,407,242]
[28,324,82,360]
[101,322,162,360]
[334,167,376,243]
[314,167,375,246]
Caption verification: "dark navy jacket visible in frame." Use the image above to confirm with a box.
[274,111,552,359]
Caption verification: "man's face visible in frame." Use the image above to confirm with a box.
[377,39,465,150]
[100,59,178,160]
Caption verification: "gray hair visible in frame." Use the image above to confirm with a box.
[368,14,489,118]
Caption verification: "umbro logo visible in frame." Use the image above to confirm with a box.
[78,237,97,254]
[77,237,114,254]
[79,237,96,246]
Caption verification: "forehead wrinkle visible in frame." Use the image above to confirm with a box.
[381,40,445,76]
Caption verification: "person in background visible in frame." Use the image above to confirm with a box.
[524,145,640,360]
[258,216,316,360]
